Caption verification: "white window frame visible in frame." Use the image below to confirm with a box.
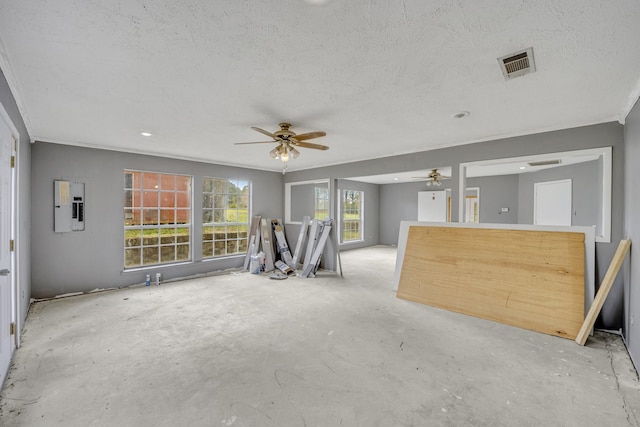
[340,189,364,244]
[201,177,251,259]
[124,170,193,269]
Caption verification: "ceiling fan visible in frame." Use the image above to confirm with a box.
[234,123,328,173]
[413,168,451,186]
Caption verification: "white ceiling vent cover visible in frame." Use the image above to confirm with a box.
[528,159,561,167]
[498,47,536,80]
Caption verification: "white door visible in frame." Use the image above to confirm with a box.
[418,191,447,222]
[0,113,14,387]
[534,179,572,226]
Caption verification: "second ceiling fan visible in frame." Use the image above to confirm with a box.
[413,168,451,186]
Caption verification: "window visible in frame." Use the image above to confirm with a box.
[124,171,192,268]
[202,178,250,258]
[314,186,329,220]
[341,189,363,242]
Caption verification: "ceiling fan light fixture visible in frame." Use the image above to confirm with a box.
[280,148,289,162]
[269,147,280,159]
[289,147,300,159]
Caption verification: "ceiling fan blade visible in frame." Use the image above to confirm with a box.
[251,127,277,139]
[292,131,326,141]
[291,141,330,150]
[234,141,278,145]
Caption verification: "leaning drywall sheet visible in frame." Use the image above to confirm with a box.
[396,225,585,339]
[393,222,596,314]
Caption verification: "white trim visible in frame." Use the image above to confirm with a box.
[0,38,33,137]
[0,100,20,349]
[619,75,640,124]
[459,147,612,243]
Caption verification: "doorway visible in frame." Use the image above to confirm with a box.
[534,179,572,226]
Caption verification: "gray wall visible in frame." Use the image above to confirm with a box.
[290,182,319,222]
[467,175,519,224]
[518,160,600,229]
[285,122,625,331]
[379,180,454,245]
[0,70,31,330]
[624,98,640,368]
[30,142,283,298]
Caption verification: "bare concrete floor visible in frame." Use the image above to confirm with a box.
[1,246,639,426]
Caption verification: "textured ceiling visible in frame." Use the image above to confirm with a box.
[1,0,639,173]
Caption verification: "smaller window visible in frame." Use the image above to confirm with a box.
[314,186,329,220]
[341,189,363,243]
[202,178,250,258]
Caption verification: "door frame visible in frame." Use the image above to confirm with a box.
[0,100,20,353]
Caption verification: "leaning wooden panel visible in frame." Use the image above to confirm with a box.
[396,226,585,339]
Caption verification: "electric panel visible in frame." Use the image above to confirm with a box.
[54,180,85,232]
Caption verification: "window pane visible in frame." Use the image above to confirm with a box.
[176,244,190,260]
[213,225,226,240]
[143,247,159,265]
[214,194,225,209]
[161,246,176,263]
[124,229,141,247]
[160,209,175,225]
[159,174,175,190]
[176,227,190,243]
[124,209,140,226]
[125,248,141,267]
[143,209,159,225]
[176,176,191,192]
[202,193,213,209]
[214,179,227,193]
[143,191,159,207]
[143,229,160,246]
[124,173,133,189]
[237,224,248,238]
[202,226,214,242]
[124,190,134,208]
[160,192,175,208]
[203,178,214,193]
[202,241,213,257]
[202,209,213,223]
[161,229,176,244]
[176,209,190,225]
[214,209,225,222]
[214,241,226,256]
[143,173,159,190]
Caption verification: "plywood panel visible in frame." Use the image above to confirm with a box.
[397,226,585,339]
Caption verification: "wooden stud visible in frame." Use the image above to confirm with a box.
[575,239,631,345]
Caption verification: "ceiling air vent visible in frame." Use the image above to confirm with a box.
[528,159,561,167]
[498,47,536,80]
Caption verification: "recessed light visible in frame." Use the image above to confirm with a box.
[394,177,399,181]
[140,132,152,137]
[519,166,526,170]
[451,111,470,119]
